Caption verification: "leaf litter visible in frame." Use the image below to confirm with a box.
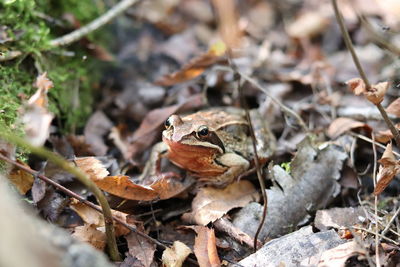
[3,0,400,266]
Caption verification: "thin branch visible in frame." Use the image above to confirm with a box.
[1,0,140,62]
[227,56,267,251]
[50,0,139,47]
[332,0,400,148]
[0,50,23,62]
[238,71,309,133]
[381,204,400,238]
[0,132,120,261]
[371,133,381,267]
[359,15,400,57]
[331,0,370,89]
[0,153,166,249]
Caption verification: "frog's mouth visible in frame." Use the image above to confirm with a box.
[163,135,223,154]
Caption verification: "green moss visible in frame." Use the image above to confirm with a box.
[0,0,109,133]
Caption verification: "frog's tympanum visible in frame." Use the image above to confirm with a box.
[142,107,275,187]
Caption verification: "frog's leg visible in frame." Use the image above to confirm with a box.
[201,153,249,188]
[138,142,169,182]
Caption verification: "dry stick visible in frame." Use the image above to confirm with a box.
[371,133,381,267]
[381,205,400,238]
[0,0,140,62]
[331,0,400,148]
[0,132,120,262]
[0,153,166,249]
[50,0,139,47]
[238,77,266,251]
[359,15,400,57]
[238,72,309,133]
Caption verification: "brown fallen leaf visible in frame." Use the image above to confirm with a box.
[21,72,54,146]
[346,78,389,105]
[72,224,106,251]
[182,180,259,225]
[93,175,193,201]
[375,123,400,143]
[374,143,400,195]
[365,82,389,105]
[327,117,371,139]
[155,41,226,86]
[306,241,366,266]
[386,97,400,117]
[212,0,241,49]
[74,157,109,181]
[161,241,192,267]
[126,231,156,267]
[193,226,221,267]
[286,12,329,39]
[69,199,130,237]
[120,94,205,160]
[8,161,34,194]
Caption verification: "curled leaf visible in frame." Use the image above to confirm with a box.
[193,227,221,267]
[365,82,388,105]
[162,241,192,267]
[346,78,366,96]
[374,143,400,195]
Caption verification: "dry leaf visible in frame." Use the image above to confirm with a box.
[346,78,366,96]
[21,72,54,146]
[161,241,192,267]
[386,98,400,118]
[346,78,389,105]
[286,12,329,39]
[193,227,221,267]
[69,199,130,237]
[93,175,192,201]
[29,72,53,107]
[212,0,241,49]
[365,82,389,105]
[8,161,34,194]
[74,157,109,181]
[126,231,156,267]
[155,41,226,86]
[327,117,370,139]
[72,224,106,251]
[375,123,400,143]
[374,143,400,195]
[309,241,366,266]
[182,180,259,225]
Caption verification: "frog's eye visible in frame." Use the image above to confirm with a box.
[165,117,172,129]
[197,126,209,138]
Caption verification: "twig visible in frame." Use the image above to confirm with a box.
[331,0,370,88]
[371,133,381,267]
[359,15,400,57]
[50,0,139,47]
[349,132,400,157]
[228,59,267,251]
[0,50,23,62]
[0,153,166,249]
[238,71,309,133]
[331,0,400,148]
[381,205,400,238]
[1,0,140,62]
[0,132,120,261]
[352,226,399,245]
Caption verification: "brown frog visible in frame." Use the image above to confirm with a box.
[141,107,275,187]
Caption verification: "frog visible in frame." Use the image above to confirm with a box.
[140,107,276,187]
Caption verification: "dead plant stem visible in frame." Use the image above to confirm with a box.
[371,133,381,267]
[332,0,400,148]
[1,0,140,62]
[0,132,121,261]
[0,153,167,249]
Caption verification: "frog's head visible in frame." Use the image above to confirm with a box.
[162,114,225,154]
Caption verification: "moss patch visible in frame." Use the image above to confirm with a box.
[0,0,108,133]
